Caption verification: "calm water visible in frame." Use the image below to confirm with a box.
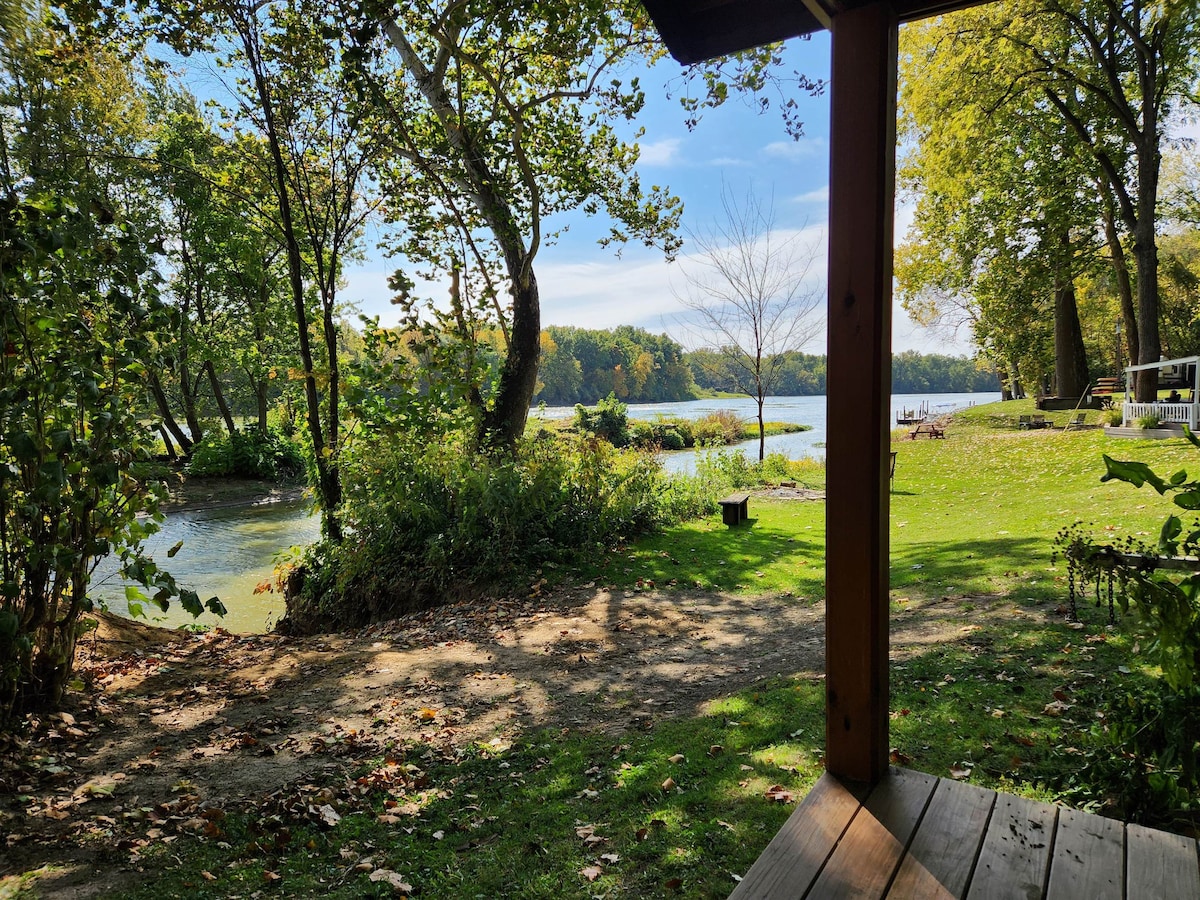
[536,392,1001,473]
[91,498,320,633]
[98,391,996,633]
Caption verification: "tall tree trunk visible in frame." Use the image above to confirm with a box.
[253,294,270,432]
[757,397,766,462]
[240,16,340,540]
[384,20,540,452]
[255,378,269,432]
[998,363,1013,401]
[147,371,193,454]
[481,275,540,450]
[1052,261,1089,399]
[1009,361,1024,400]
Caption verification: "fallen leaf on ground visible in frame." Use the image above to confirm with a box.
[1042,700,1071,717]
[369,869,413,892]
[949,765,972,780]
[580,865,603,882]
[764,785,794,803]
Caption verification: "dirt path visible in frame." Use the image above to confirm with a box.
[0,586,1005,897]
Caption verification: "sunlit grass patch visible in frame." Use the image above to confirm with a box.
[117,679,824,900]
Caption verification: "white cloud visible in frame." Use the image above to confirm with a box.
[707,156,753,168]
[763,138,828,161]
[637,138,682,166]
[794,185,829,204]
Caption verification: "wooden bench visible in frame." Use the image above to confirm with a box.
[718,493,750,526]
[905,422,944,439]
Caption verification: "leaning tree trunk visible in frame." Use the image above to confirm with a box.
[205,361,237,435]
[147,371,194,454]
[384,20,541,453]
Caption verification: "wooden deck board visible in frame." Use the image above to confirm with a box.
[966,792,1057,900]
[887,777,995,899]
[1125,822,1200,900]
[728,770,1200,900]
[728,773,865,900]
[1045,806,1123,900]
[805,768,937,898]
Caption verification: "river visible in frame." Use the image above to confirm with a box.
[534,391,1001,473]
[95,391,998,632]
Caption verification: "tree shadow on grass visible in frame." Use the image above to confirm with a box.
[889,535,1058,600]
[574,513,826,596]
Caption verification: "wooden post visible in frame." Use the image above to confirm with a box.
[824,1,897,784]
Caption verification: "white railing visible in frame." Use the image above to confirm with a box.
[1123,402,1198,428]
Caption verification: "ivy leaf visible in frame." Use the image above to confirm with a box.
[1160,515,1182,555]
[9,431,39,462]
[1174,491,1200,511]
[1100,456,1168,493]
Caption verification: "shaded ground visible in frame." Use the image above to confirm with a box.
[0,586,1036,898]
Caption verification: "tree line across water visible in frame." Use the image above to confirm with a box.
[533,327,997,404]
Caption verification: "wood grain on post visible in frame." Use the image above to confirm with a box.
[824,1,898,785]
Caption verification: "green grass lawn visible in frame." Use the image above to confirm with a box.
[575,401,1198,605]
[102,403,1200,898]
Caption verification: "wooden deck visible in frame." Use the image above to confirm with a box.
[729,768,1200,899]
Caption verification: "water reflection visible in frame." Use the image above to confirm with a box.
[90,498,320,633]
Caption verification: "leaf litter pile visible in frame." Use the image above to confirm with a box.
[0,587,1115,897]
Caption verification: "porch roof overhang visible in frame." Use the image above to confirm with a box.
[1124,355,1200,373]
[640,0,990,63]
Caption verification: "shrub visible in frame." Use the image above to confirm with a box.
[574,394,629,446]
[1136,413,1162,429]
[1052,443,1200,822]
[1098,407,1123,426]
[693,410,745,446]
[0,193,216,721]
[280,431,683,632]
[187,428,305,480]
[627,421,687,451]
[695,448,756,489]
[659,427,685,451]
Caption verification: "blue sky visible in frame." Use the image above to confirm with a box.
[341,31,975,356]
